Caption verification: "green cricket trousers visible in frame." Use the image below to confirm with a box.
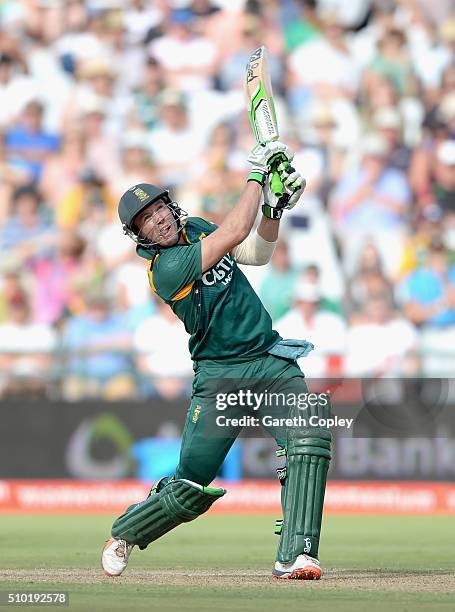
[174,353,311,485]
[111,351,332,562]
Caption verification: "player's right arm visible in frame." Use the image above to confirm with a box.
[200,141,292,273]
[201,181,262,273]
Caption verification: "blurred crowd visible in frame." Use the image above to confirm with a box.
[0,0,454,399]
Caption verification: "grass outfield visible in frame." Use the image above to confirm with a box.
[1,514,454,611]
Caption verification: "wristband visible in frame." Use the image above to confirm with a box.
[247,170,267,186]
[262,204,283,220]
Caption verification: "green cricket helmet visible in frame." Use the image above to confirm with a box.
[118,183,187,248]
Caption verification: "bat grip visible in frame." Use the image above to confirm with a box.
[270,153,293,198]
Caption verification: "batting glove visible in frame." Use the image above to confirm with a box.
[281,167,306,210]
[247,141,294,187]
[262,166,306,219]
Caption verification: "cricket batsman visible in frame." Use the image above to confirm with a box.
[101,140,332,580]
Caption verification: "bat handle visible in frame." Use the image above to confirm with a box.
[270,153,294,200]
[271,168,286,197]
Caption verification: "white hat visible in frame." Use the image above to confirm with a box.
[79,94,106,116]
[373,107,401,130]
[158,89,186,109]
[310,104,336,127]
[437,140,455,166]
[294,282,321,302]
[79,57,116,79]
[122,130,149,150]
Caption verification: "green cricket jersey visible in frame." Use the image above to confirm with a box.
[137,217,279,362]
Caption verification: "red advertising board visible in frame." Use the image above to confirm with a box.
[1,480,454,514]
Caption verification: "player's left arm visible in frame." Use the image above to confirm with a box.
[232,167,306,266]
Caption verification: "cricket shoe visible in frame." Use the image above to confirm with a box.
[273,554,322,580]
[102,537,134,577]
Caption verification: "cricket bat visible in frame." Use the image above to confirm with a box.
[245,46,291,204]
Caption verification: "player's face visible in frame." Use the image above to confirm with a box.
[134,200,179,247]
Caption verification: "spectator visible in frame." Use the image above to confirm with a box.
[431,140,455,215]
[331,132,411,277]
[4,100,60,181]
[0,184,54,260]
[28,229,88,325]
[188,122,244,216]
[364,28,416,97]
[347,241,394,313]
[398,207,445,279]
[0,293,57,396]
[110,251,157,333]
[0,51,36,130]
[217,15,282,93]
[406,10,453,92]
[439,18,455,79]
[71,96,119,182]
[133,299,193,399]
[189,0,220,20]
[293,104,344,202]
[301,263,342,314]
[287,9,360,116]
[362,72,398,117]
[439,82,455,139]
[148,10,217,93]
[0,267,26,323]
[130,57,166,130]
[103,9,146,94]
[0,133,32,223]
[75,56,129,136]
[53,0,103,74]
[61,292,135,400]
[372,107,412,173]
[259,241,299,322]
[39,129,86,211]
[345,294,418,376]
[408,105,452,210]
[148,90,203,189]
[56,168,117,230]
[398,239,455,329]
[123,0,165,47]
[112,130,157,198]
[283,0,321,53]
[275,281,347,376]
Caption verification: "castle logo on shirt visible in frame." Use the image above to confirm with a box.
[201,254,235,287]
